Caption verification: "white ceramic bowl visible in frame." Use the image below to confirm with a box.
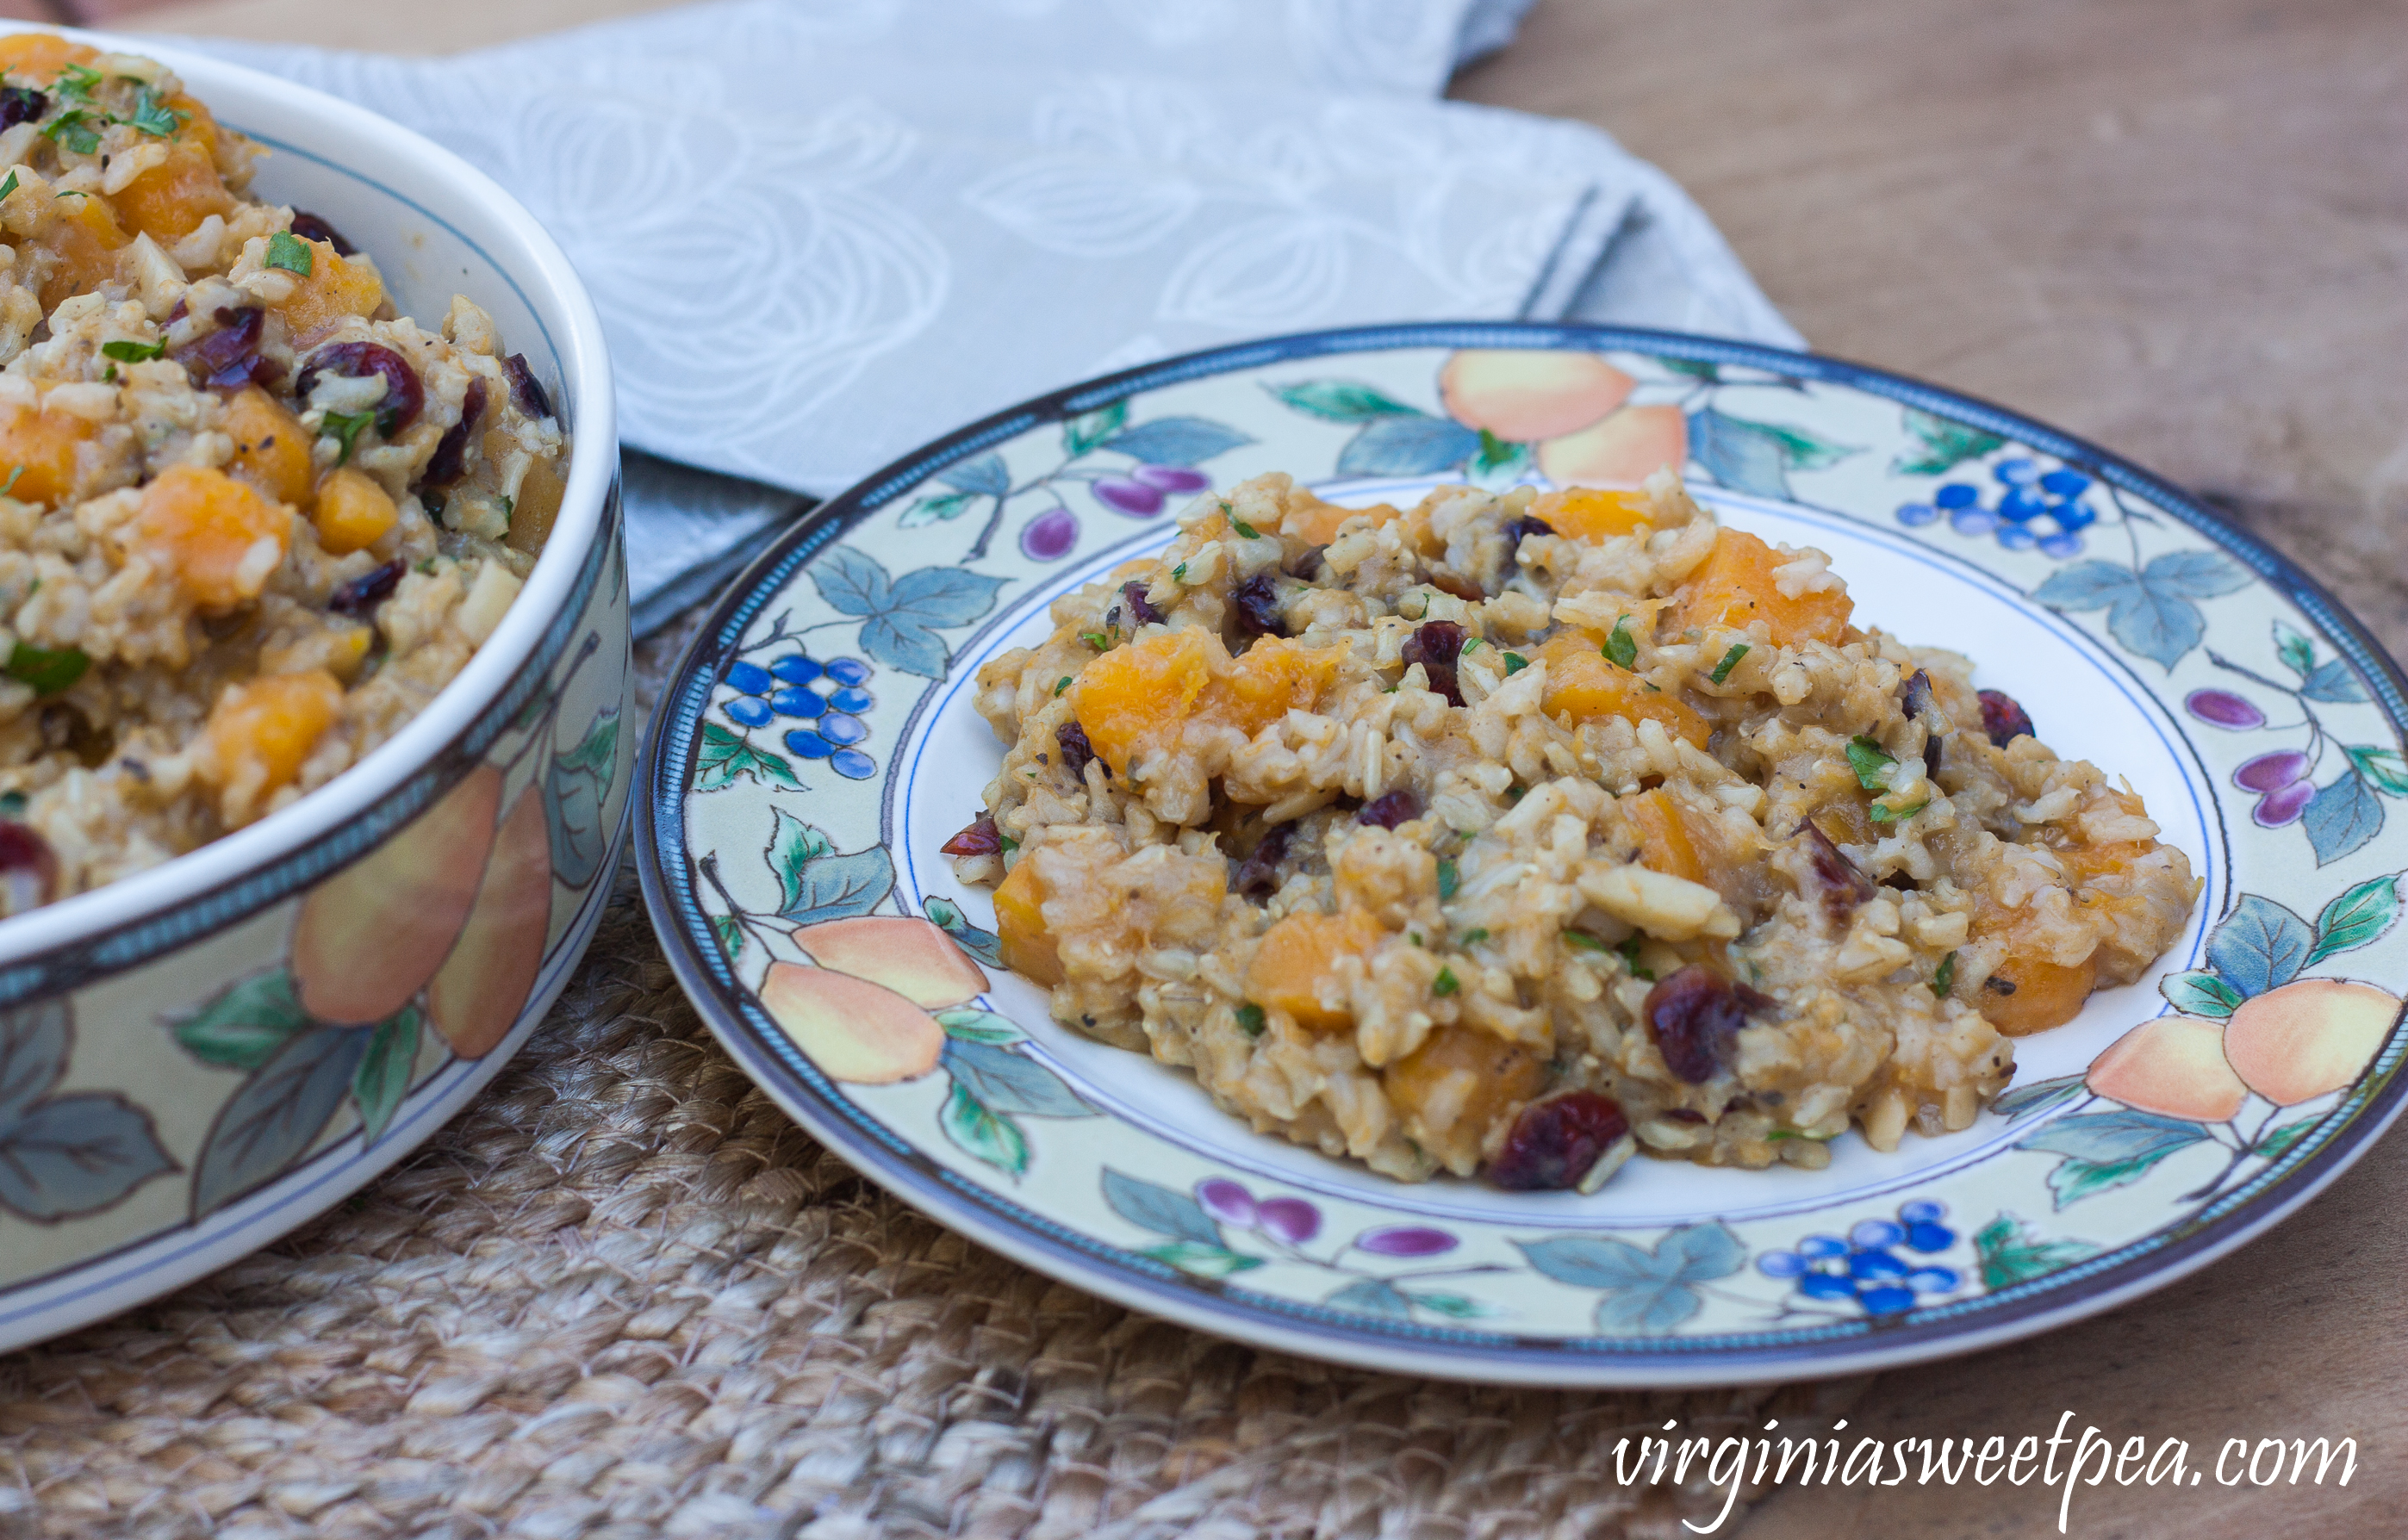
[0,27,627,1351]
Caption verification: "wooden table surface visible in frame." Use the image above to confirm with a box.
[103,1,2408,1534]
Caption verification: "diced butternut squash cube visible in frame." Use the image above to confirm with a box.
[1532,486,1652,543]
[1073,627,1218,778]
[0,405,91,506]
[220,386,314,506]
[1531,631,1709,746]
[1216,635,1341,736]
[1384,1024,1547,1152]
[992,856,1061,987]
[1976,952,2097,1036]
[1620,788,1705,884]
[132,463,289,608]
[114,143,235,244]
[1676,528,1852,649]
[313,466,396,555]
[1281,497,1402,547]
[276,240,386,345]
[0,34,97,82]
[505,454,565,556]
[1245,909,1385,1033]
[38,193,128,312]
[204,668,341,805]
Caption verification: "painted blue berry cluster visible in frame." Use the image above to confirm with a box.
[1896,457,2096,556]
[725,650,878,780]
[1758,1200,1962,1316]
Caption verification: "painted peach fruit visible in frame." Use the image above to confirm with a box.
[2085,1015,2248,1123]
[427,785,553,1059]
[1439,350,1633,444]
[2223,978,2401,1107]
[291,766,501,1024]
[1535,404,1688,488]
[792,916,987,1008]
[758,963,945,1084]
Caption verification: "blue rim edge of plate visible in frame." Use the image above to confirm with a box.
[635,321,2408,1385]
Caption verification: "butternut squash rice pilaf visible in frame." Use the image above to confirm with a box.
[0,34,567,914]
[945,469,2200,1189]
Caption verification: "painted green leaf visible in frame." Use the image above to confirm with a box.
[2206,894,2315,998]
[351,1007,420,1145]
[1893,409,2005,476]
[1063,400,1129,456]
[941,1039,1092,1118]
[1266,380,1420,424]
[1102,1168,1222,1245]
[2310,874,2402,965]
[2345,746,2408,798]
[2254,1115,2322,1164]
[939,1082,1029,1176]
[190,1023,370,1220]
[924,895,1005,967]
[545,707,620,889]
[711,912,745,961]
[1972,1212,2097,1289]
[171,970,311,1071]
[2019,1108,2212,1208]
[897,490,978,528]
[1514,1224,1743,1334]
[2274,619,2318,680]
[1325,1277,1411,1319]
[696,721,801,793]
[0,999,176,1222]
[2158,970,2242,1019]
[1141,1241,1263,1277]
[936,1008,1024,1045]
[1657,356,1720,382]
[2303,771,2385,867]
[1989,1072,2087,1121]
[1403,1291,1490,1320]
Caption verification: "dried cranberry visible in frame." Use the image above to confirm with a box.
[940,815,1003,858]
[287,211,357,257]
[1234,573,1285,639]
[1502,513,1556,546]
[1898,668,1935,719]
[1489,1091,1630,1190]
[501,353,553,419]
[1056,721,1104,780]
[0,89,44,131]
[1799,822,1876,925]
[1644,966,1749,1084]
[1120,581,1163,627]
[178,307,271,389]
[1978,688,2035,748]
[297,341,425,435]
[1233,821,1291,899]
[327,558,405,615]
[1355,789,1420,829]
[0,819,57,916]
[1428,571,1486,602]
[1285,546,1324,580]
[1401,620,1465,706]
[419,378,488,490]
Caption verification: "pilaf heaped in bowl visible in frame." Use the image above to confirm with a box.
[945,469,2200,1189]
[0,31,567,914]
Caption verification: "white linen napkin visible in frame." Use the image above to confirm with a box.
[160,0,1800,631]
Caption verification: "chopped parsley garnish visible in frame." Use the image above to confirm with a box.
[1171,562,1187,582]
[1603,613,1638,669]
[1710,643,1750,684]
[4,642,88,696]
[1053,675,1073,696]
[1435,856,1459,901]
[0,466,23,498]
[264,231,315,276]
[1459,636,1483,653]
[999,834,1020,854]
[101,338,164,363]
[1561,931,1609,953]
[123,87,184,139]
[101,363,115,383]
[41,109,101,156]
[1845,734,1896,790]
[1932,950,1958,997]
[0,171,17,203]
[1431,966,1460,997]
[320,409,375,464]
[1231,519,1260,539]
[51,64,100,102]
[1079,630,1111,650]
[1616,935,1654,981]
[1869,799,1927,825]
[1235,1003,1266,1038]
[1460,928,1490,946]
[1502,652,1528,675]
[0,791,22,818]
[1408,931,1422,947]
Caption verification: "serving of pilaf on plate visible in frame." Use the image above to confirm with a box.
[943,469,2200,1190]
[0,32,567,915]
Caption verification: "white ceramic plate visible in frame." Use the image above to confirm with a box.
[638,326,2408,1384]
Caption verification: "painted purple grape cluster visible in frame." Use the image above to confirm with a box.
[723,649,878,779]
[1192,1177,1457,1257]
[1896,457,2095,556]
[1093,463,1211,517]
[1756,1200,1960,1316]
[2185,689,2312,825]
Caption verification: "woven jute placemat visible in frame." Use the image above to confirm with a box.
[0,628,1858,1540]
